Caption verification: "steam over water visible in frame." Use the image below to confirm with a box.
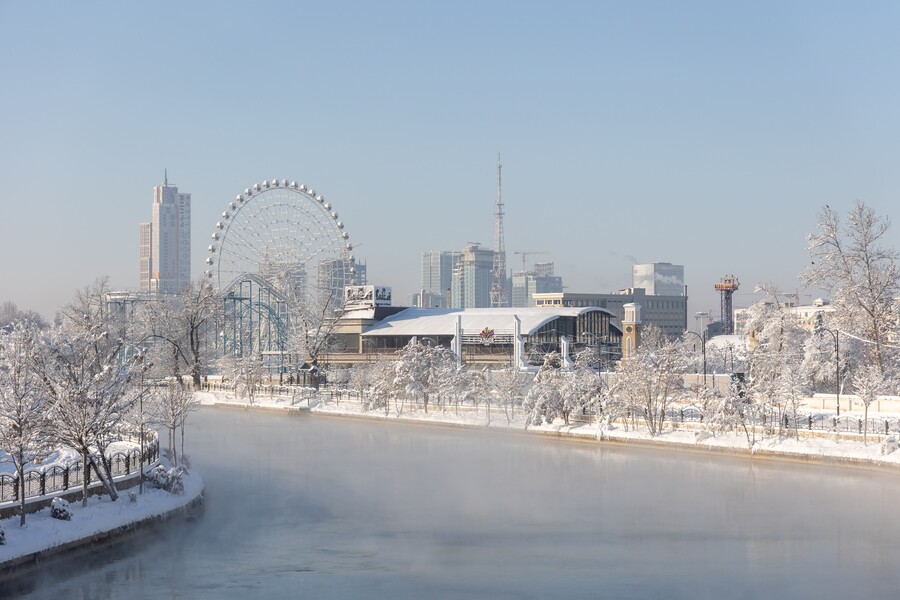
[11,408,900,598]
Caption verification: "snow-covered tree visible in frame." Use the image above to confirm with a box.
[136,280,217,390]
[35,327,142,506]
[851,364,890,444]
[217,352,265,404]
[0,301,48,330]
[706,337,746,376]
[386,340,459,414]
[801,320,839,393]
[489,367,531,423]
[523,352,566,426]
[611,326,685,436]
[147,380,199,466]
[283,285,351,382]
[348,362,376,403]
[0,322,51,526]
[744,286,807,434]
[559,348,605,425]
[803,202,900,374]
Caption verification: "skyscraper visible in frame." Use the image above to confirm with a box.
[139,173,191,293]
[450,244,495,309]
[419,250,458,308]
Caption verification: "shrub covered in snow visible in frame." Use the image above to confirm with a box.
[144,464,189,495]
[0,523,5,544]
[51,498,72,521]
[881,434,899,456]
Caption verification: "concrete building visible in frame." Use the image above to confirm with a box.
[511,262,563,307]
[417,250,459,308]
[632,262,684,296]
[533,288,688,337]
[450,244,495,309]
[140,173,191,293]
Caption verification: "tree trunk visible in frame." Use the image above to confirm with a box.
[171,425,178,467]
[81,448,90,507]
[88,453,119,501]
[17,462,26,527]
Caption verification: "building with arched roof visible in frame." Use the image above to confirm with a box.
[326,305,621,369]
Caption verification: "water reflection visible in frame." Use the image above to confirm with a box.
[9,407,900,599]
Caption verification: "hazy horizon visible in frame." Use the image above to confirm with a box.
[4,2,900,321]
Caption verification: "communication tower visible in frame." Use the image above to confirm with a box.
[714,275,740,335]
[490,154,508,307]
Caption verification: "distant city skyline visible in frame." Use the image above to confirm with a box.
[4,3,900,320]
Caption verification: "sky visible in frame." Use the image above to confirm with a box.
[3,1,900,323]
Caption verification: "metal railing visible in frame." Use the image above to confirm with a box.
[0,441,159,504]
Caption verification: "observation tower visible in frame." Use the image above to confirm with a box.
[714,275,740,335]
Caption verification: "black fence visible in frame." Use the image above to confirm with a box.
[0,441,159,504]
[666,406,899,436]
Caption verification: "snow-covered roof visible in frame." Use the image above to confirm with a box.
[362,306,618,337]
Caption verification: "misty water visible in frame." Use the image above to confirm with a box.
[11,407,900,599]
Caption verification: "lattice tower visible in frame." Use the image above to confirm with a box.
[714,275,740,335]
[490,154,508,307]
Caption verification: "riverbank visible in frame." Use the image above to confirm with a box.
[0,467,204,583]
[196,390,900,472]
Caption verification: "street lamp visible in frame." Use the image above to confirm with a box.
[136,348,151,495]
[817,324,841,417]
[685,331,707,387]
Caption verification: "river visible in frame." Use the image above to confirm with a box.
[11,407,900,599]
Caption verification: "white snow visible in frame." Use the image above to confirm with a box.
[0,467,203,565]
[196,390,900,468]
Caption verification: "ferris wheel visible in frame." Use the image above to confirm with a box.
[205,179,355,309]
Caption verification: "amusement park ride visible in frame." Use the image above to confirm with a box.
[714,275,740,335]
[204,179,355,376]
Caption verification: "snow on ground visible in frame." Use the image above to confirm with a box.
[196,390,900,468]
[0,441,138,476]
[0,467,203,565]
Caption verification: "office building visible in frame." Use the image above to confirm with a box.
[139,173,191,293]
[511,262,563,307]
[419,250,459,308]
[632,262,685,297]
[450,244,495,309]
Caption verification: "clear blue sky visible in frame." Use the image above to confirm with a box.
[3,1,900,323]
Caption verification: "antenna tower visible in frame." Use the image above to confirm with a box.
[490,154,508,307]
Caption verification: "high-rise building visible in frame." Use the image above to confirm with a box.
[450,244,495,309]
[632,262,684,296]
[139,173,191,293]
[420,250,458,308]
[511,262,563,307]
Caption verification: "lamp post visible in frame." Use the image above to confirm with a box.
[685,331,707,387]
[818,326,840,417]
[136,348,151,495]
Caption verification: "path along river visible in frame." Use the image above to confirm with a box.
[11,407,900,599]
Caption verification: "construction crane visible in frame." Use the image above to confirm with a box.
[513,251,548,274]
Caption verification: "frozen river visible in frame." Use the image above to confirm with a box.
[12,407,900,599]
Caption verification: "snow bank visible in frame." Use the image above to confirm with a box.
[0,468,204,570]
